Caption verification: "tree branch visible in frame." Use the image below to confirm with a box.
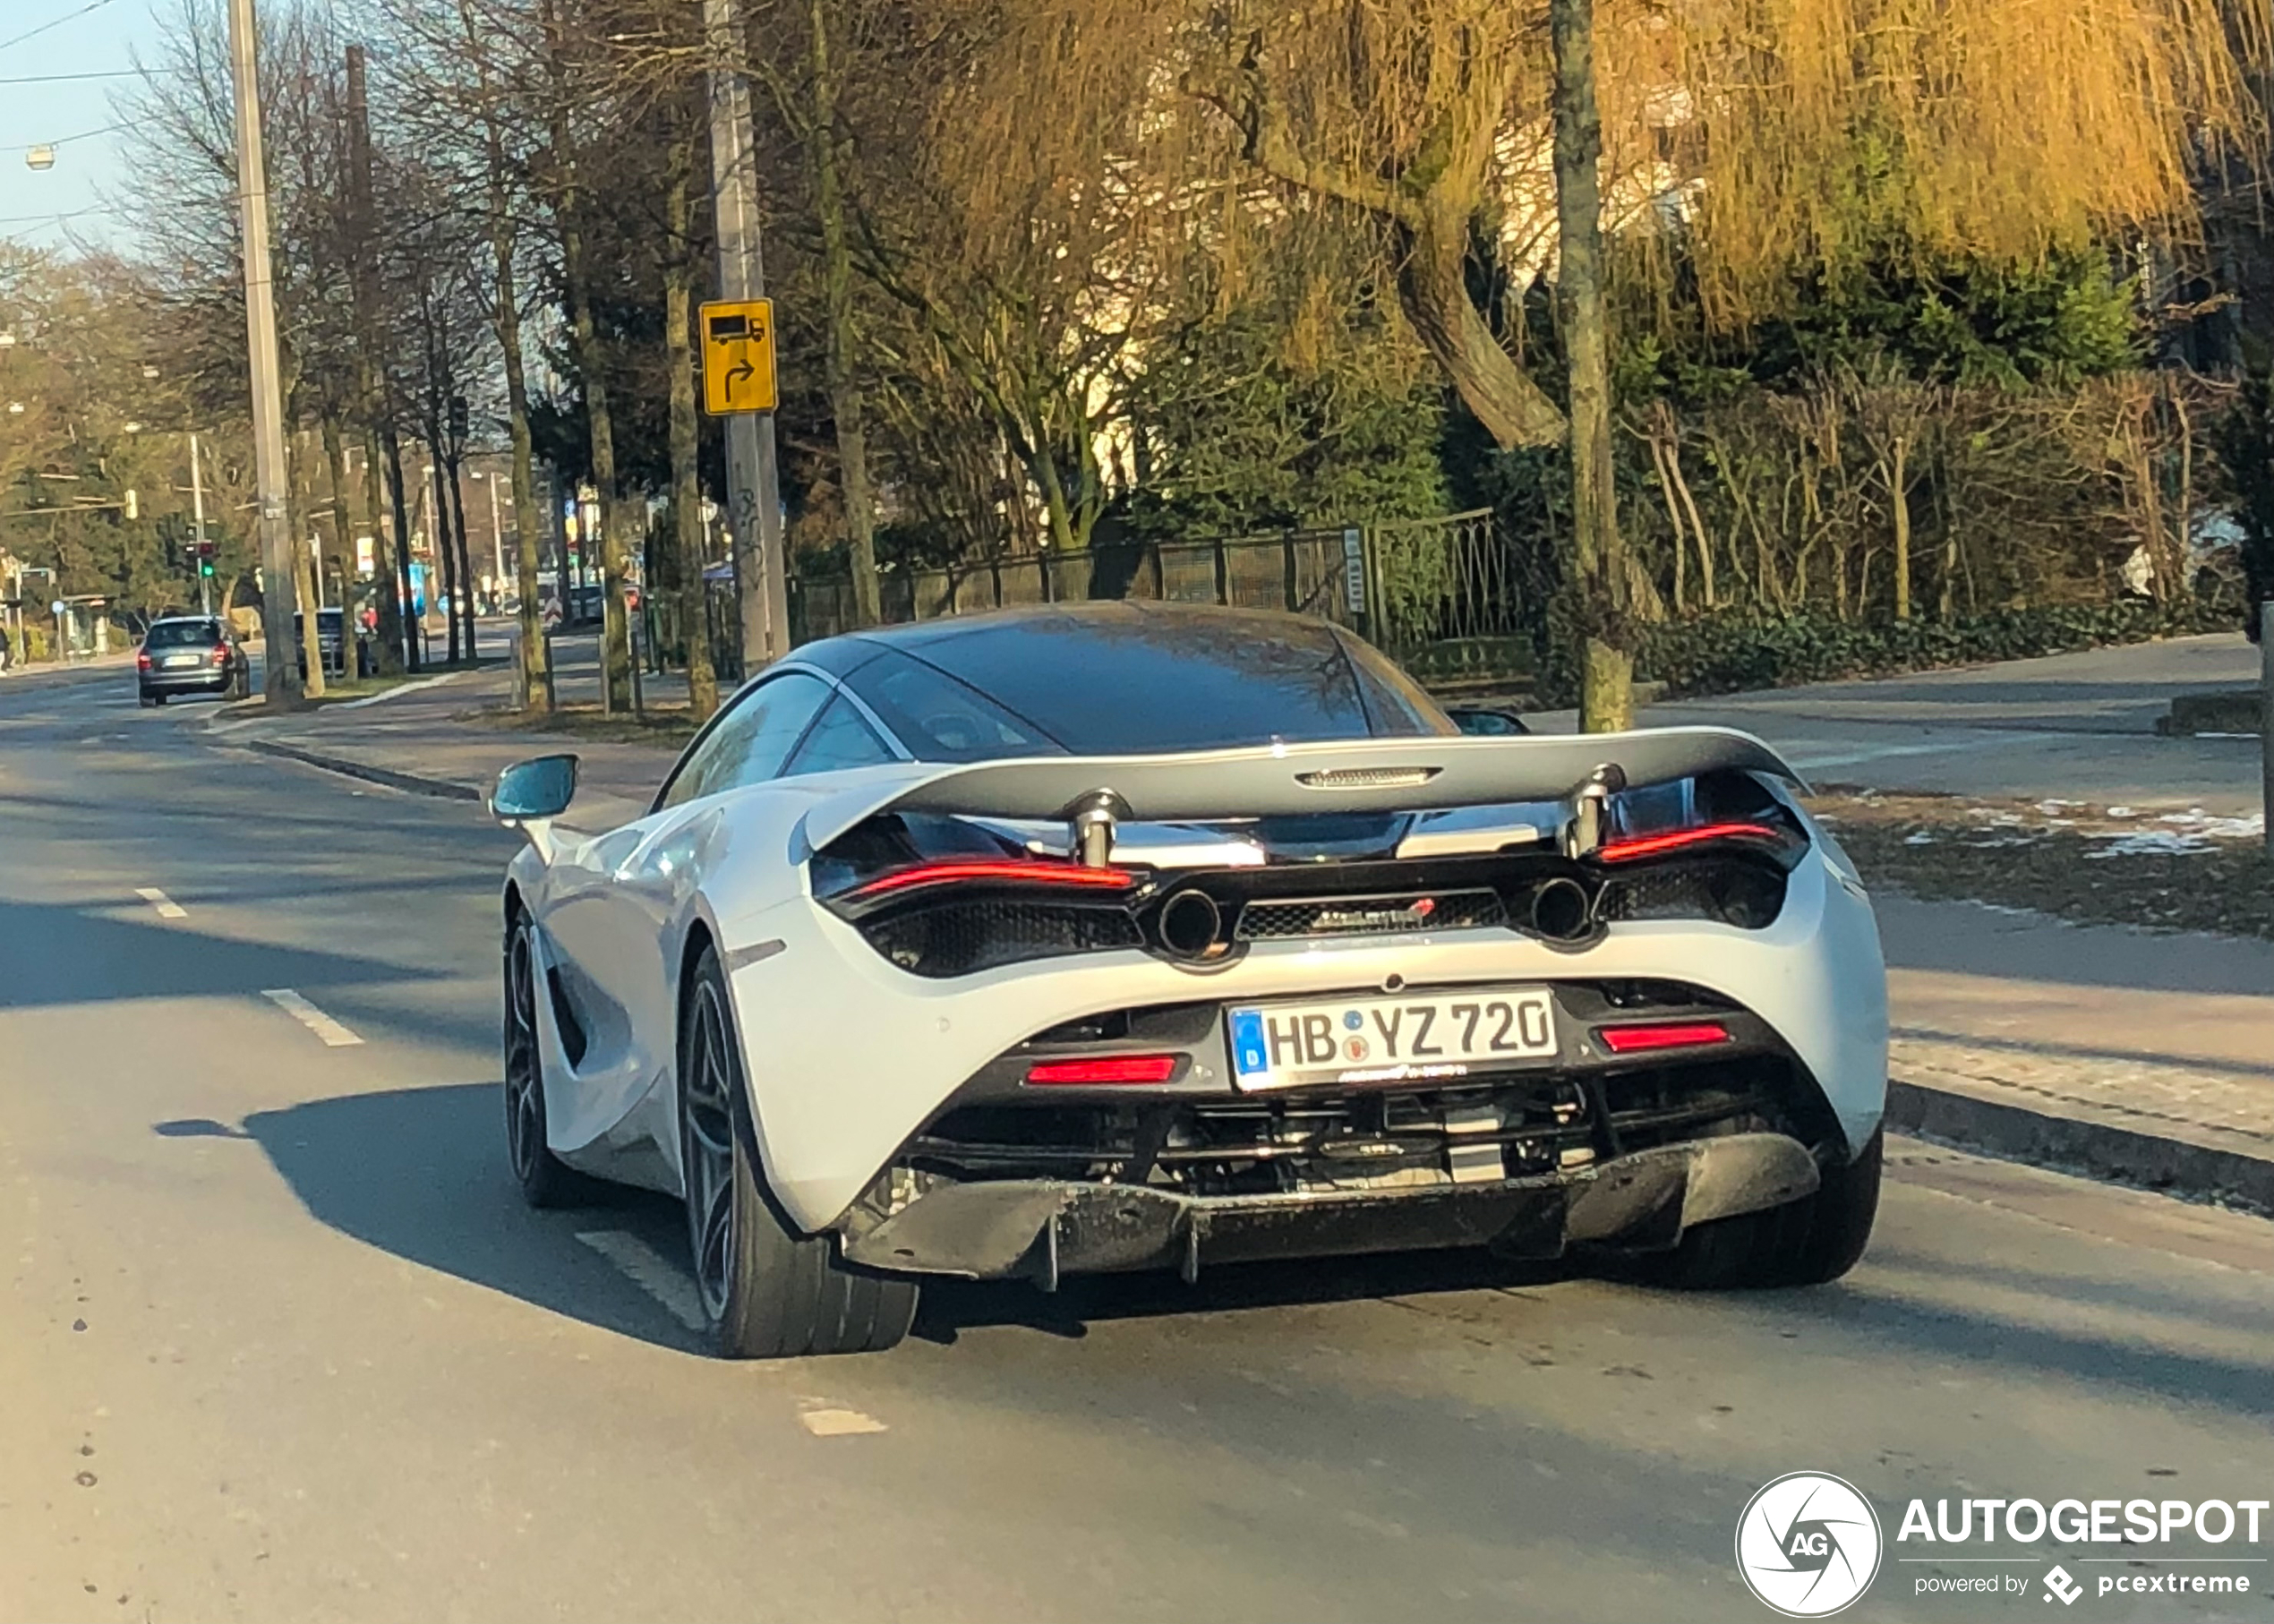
[1181,36,1424,230]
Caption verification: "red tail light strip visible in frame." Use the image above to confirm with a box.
[1025,1055,1179,1086]
[1596,1021,1731,1055]
[846,859,1135,902]
[1594,822,1783,864]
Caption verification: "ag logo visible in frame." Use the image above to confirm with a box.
[1735,1472,1884,1617]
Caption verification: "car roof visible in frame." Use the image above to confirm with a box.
[801,601,1349,671]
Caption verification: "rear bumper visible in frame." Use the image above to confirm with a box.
[140,669,232,693]
[839,1130,1821,1282]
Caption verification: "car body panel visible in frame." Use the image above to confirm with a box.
[503,744,1885,1236]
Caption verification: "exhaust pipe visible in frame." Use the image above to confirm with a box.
[1157,890,1225,960]
[1529,877,1595,944]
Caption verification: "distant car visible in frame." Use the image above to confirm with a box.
[138,615,248,705]
[490,602,1887,1360]
[297,608,373,680]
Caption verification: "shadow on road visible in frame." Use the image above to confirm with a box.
[214,1082,699,1352]
[0,899,448,1011]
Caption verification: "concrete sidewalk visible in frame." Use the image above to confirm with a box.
[197,679,2274,1214]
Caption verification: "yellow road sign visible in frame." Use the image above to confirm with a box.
[701,298,779,415]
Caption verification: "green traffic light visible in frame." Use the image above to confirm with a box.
[200,562,215,577]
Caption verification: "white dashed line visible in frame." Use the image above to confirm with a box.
[260,988,364,1047]
[135,887,187,919]
[799,1408,888,1437]
[575,1230,707,1331]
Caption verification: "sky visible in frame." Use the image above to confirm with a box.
[0,0,168,254]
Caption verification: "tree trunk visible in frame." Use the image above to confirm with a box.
[464,2,547,709]
[663,126,719,720]
[383,426,421,670]
[540,0,630,708]
[808,0,881,626]
[1551,0,1632,731]
[1399,209,1568,453]
[321,415,359,679]
[1890,437,1912,621]
[432,452,460,663]
[345,43,403,676]
[563,212,631,709]
[290,432,326,699]
[361,428,403,673]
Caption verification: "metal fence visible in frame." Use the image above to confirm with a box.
[774,508,1535,690]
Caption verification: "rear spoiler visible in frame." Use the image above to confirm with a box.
[797,727,1803,859]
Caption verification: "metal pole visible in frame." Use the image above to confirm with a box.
[704,0,789,670]
[226,0,302,704]
[190,432,210,617]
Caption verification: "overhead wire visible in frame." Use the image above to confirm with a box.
[0,0,124,59]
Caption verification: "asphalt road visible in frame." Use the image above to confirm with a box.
[4,662,2273,1623]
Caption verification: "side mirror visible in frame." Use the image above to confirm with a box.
[1447,706,1531,737]
[492,754,578,823]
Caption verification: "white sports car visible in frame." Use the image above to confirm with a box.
[492,603,1886,1358]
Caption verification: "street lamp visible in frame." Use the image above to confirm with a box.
[24,146,55,173]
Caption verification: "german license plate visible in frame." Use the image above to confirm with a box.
[162,654,197,668]
[1227,988,1559,1090]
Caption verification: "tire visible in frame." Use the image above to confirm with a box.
[679,944,917,1358]
[151,692,168,706]
[137,692,155,708]
[1637,1131,1883,1291]
[502,913,587,1208]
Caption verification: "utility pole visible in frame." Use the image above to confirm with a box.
[190,432,210,616]
[703,0,789,668]
[227,0,303,704]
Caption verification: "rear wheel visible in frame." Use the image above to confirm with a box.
[502,914,586,1207]
[679,945,917,1358]
[1638,1131,1882,1291]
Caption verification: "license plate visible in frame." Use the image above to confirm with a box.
[1227,988,1559,1090]
[162,654,197,668]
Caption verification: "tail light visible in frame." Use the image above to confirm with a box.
[1025,1055,1180,1086]
[1594,822,1785,864]
[839,859,1134,905]
[136,651,152,671]
[1598,1021,1731,1054]
[211,645,231,666]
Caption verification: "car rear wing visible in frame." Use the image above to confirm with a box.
[797,727,1804,860]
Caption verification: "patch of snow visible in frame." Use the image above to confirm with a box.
[2086,831,2219,859]
[2104,806,2136,819]
[1903,832,1937,846]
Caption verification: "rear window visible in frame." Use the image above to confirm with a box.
[898,612,1452,753]
[842,647,1060,764]
[147,621,220,649]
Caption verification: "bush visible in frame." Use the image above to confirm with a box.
[1632,597,2238,701]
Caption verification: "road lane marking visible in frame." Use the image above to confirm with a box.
[799,1407,887,1437]
[260,988,364,1047]
[134,887,187,919]
[574,1230,706,1332]
[1786,735,2024,773]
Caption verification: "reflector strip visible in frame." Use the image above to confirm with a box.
[847,859,1134,901]
[1594,822,1782,864]
[1025,1055,1179,1086]
[1597,1022,1731,1054]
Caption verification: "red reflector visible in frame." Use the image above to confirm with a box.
[1594,822,1782,864]
[1598,1022,1731,1055]
[848,859,1134,901]
[1025,1055,1179,1086]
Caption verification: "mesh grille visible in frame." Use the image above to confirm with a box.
[862,902,1142,979]
[1235,889,1506,941]
[1594,863,1785,930]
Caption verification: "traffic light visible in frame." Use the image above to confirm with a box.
[197,541,217,579]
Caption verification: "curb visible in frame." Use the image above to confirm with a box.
[239,738,483,802]
[1885,1078,2274,1217]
